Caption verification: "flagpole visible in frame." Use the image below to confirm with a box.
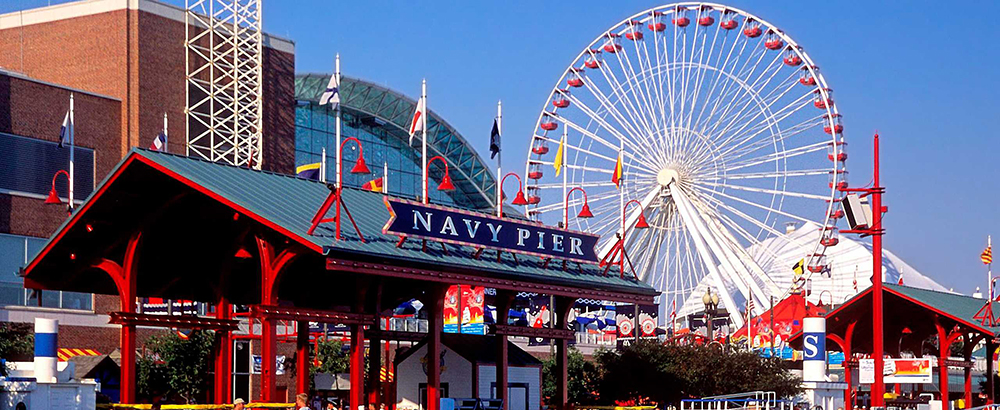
[422,79,428,204]
[990,235,993,301]
[619,138,624,247]
[561,126,568,227]
[384,162,389,195]
[69,93,75,210]
[163,112,168,153]
[335,54,342,189]
[496,100,502,217]
[321,147,327,183]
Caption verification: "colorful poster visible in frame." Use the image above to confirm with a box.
[884,358,932,383]
[638,304,658,338]
[616,304,636,349]
[443,285,486,335]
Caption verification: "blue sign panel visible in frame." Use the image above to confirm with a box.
[383,197,600,263]
[802,332,825,361]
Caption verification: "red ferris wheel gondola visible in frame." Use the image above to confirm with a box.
[625,20,644,40]
[743,19,762,37]
[764,30,784,50]
[799,66,818,86]
[649,11,667,32]
[603,33,623,53]
[567,67,585,88]
[672,7,690,27]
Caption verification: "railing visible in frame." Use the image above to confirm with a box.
[681,391,795,410]
[96,404,294,409]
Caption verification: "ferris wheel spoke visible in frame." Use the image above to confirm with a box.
[595,50,657,136]
[694,193,787,266]
[699,180,829,201]
[697,168,831,182]
[689,29,742,141]
[546,116,659,172]
[712,86,814,156]
[533,132,622,166]
[561,94,663,162]
[720,141,827,174]
[576,67,655,146]
[723,110,824,161]
[619,39,664,135]
[708,68,800,152]
[702,52,785,142]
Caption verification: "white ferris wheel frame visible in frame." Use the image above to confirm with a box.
[522,2,847,328]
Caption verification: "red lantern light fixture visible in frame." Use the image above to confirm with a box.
[497,172,528,217]
[45,170,71,205]
[426,155,455,193]
[564,187,594,227]
[624,199,650,229]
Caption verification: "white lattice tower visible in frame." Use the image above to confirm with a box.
[185,0,263,169]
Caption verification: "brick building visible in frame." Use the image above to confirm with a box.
[0,0,297,402]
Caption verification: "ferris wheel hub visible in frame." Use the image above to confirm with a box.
[657,168,681,187]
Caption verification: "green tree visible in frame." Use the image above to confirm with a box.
[0,322,34,363]
[595,341,801,406]
[541,347,601,406]
[136,330,215,404]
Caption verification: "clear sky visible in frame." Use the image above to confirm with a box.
[6,0,1000,294]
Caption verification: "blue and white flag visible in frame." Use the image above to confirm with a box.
[319,73,340,108]
[58,111,70,148]
[150,132,167,151]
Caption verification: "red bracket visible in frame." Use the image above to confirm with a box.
[307,186,366,243]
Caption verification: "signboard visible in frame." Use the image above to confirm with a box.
[859,358,931,384]
[383,197,600,263]
[802,333,825,361]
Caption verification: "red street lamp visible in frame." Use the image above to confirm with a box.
[497,172,528,217]
[623,199,650,229]
[563,187,593,228]
[339,137,371,182]
[45,170,71,210]
[425,155,455,193]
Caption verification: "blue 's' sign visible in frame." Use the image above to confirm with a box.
[383,198,600,263]
[802,332,825,361]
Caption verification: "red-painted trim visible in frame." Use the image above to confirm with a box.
[135,155,323,254]
[24,155,140,275]
[885,287,994,335]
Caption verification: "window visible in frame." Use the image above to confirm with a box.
[0,233,92,310]
[0,132,95,201]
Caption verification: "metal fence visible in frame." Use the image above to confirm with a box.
[681,391,795,410]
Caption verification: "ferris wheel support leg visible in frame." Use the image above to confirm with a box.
[671,185,759,316]
[669,185,745,329]
[696,205,776,312]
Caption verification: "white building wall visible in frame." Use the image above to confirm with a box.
[477,365,542,410]
[395,344,474,410]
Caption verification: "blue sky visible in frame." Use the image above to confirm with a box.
[7,1,1000,294]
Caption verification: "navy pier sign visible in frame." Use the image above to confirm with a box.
[383,197,600,264]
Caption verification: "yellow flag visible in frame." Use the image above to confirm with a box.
[553,136,565,177]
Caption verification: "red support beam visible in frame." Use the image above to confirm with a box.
[494,291,514,410]
[936,319,951,406]
[214,299,233,404]
[93,231,141,405]
[350,324,365,410]
[297,320,310,395]
[988,338,996,404]
[367,326,383,405]
[426,287,445,410]
[256,236,301,403]
[554,296,577,410]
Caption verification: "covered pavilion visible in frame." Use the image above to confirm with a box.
[21,149,657,409]
[790,284,1000,407]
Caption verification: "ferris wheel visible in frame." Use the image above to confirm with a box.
[522,3,847,328]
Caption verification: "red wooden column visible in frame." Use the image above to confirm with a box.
[988,338,997,404]
[214,299,233,404]
[426,286,446,410]
[963,334,980,408]
[367,326,383,405]
[554,297,577,410]
[118,232,141,404]
[494,291,515,410]
[297,320,310,395]
[350,324,366,410]
[935,319,962,407]
[256,237,299,402]
[350,282,370,410]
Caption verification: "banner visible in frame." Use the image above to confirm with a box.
[526,295,551,346]
[638,304,658,337]
[383,197,600,263]
[859,358,931,384]
[616,304,636,349]
[443,285,486,335]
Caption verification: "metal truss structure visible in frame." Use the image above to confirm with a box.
[185,0,263,169]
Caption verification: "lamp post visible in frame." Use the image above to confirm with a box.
[615,199,650,275]
[563,187,593,228]
[702,287,719,341]
[45,169,72,213]
[424,155,455,199]
[497,172,528,217]
[335,136,370,239]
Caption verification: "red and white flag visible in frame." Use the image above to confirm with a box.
[408,97,425,145]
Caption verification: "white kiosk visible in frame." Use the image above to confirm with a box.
[801,316,848,410]
[0,319,98,410]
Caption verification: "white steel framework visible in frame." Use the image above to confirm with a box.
[185,0,264,169]
[524,3,848,327]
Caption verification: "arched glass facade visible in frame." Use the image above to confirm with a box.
[294,74,497,211]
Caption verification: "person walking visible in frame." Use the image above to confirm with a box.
[296,393,311,410]
[234,398,245,410]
